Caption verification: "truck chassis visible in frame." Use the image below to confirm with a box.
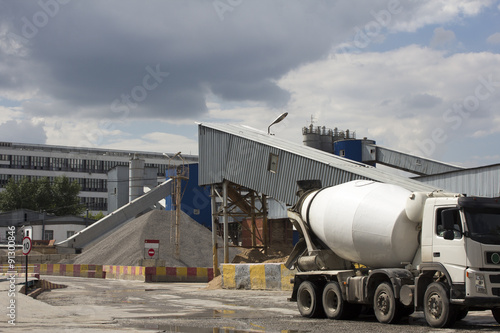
[290,267,500,328]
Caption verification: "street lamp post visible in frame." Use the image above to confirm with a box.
[267,112,288,135]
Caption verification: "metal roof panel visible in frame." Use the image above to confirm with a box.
[198,123,439,203]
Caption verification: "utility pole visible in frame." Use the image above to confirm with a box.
[168,152,188,260]
[211,186,220,277]
[223,180,229,263]
[262,193,268,255]
[174,171,182,258]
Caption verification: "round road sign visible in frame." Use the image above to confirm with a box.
[148,248,155,257]
[22,236,32,255]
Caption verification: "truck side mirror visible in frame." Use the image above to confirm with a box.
[441,208,460,240]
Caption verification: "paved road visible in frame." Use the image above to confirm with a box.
[1,275,499,332]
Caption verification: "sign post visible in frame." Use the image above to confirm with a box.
[144,239,159,260]
[22,236,32,295]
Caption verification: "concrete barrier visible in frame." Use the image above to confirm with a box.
[1,264,215,283]
[0,264,106,279]
[104,265,146,281]
[0,264,38,274]
[0,264,40,279]
[20,279,68,298]
[38,264,106,278]
[222,263,295,291]
[102,266,214,282]
[145,267,214,282]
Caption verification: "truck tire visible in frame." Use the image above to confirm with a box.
[322,282,347,320]
[492,308,500,324]
[297,281,323,318]
[373,282,401,324]
[424,282,457,328]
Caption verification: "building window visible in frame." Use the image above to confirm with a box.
[67,231,75,238]
[267,153,279,173]
[436,208,462,239]
[339,150,345,157]
[44,230,54,240]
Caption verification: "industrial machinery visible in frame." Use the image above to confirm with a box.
[286,180,500,328]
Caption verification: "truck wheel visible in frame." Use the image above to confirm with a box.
[322,282,347,320]
[492,308,500,324]
[424,282,457,328]
[373,282,401,324]
[297,281,323,318]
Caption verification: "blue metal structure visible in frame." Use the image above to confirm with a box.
[334,139,364,163]
[165,164,212,229]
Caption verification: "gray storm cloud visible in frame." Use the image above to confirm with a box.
[0,0,353,119]
[0,0,492,123]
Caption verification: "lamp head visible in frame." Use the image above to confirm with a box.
[268,112,288,135]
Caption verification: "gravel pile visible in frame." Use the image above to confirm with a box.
[67,209,237,267]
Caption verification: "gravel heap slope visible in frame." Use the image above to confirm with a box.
[69,209,235,267]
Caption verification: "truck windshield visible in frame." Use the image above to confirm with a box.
[464,208,500,244]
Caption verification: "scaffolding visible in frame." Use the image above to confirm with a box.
[210,180,268,276]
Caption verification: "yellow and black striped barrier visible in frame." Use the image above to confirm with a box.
[222,263,295,290]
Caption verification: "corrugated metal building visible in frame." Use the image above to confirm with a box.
[364,144,464,176]
[198,123,438,205]
[415,164,500,197]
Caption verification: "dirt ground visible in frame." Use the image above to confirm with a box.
[231,246,290,264]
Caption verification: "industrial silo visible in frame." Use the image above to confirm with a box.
[302,124,321,150]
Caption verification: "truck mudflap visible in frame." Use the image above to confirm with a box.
[367,268,415,300]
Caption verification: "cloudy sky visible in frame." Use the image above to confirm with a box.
[1,0,499,168]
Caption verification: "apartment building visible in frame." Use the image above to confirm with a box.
[0,141,197,213]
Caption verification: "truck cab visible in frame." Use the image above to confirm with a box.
[418,196,500,324]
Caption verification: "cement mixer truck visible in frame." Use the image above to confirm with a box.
[285,180,500,328]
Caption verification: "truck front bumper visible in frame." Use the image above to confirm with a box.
[463,268,500,308]
[461,297,500,308]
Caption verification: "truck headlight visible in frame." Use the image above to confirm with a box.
[475,274,486,294]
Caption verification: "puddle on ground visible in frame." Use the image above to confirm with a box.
[141,310,307,332]
[104,289,143,293]
[144,325,305,333]
[126,309,267,320]
[188,309,277,319]
[213,309,236,318]
[142,309,261,319]
[145,326,258,333]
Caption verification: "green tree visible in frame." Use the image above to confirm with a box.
[0,176,85,216]
[87,211,105,220]
[0,177,36,211]
[51,176,84,215]
[33,177,53,211]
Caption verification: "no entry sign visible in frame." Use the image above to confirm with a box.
[144,239,159,259]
